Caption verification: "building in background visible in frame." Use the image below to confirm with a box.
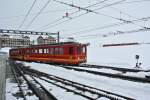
[37,36,56,45]
[0,34,32,48]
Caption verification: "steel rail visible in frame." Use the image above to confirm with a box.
[72,64,148,73]
[20,66,135,100]
[10,60,57,100]
[59,65,150,83]
[11,64,27,100]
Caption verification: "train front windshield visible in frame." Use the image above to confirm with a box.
[78,46,86,55]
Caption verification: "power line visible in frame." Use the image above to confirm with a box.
[35,0,109,30]
[92,0,150,8]
[119,0,150,4]
[62,16,150,38]
[25,0,51,29]
[0,8,73,20]
[71,27,150,39]
[105,6,146,28]
[53,0,108,14]
[88,0,146,28]
[53,0,148,30]
[62,17,150,38]
[54,0,127,21]
[38,0,128,31]
[18,0,37,29]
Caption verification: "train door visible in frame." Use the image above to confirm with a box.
[25,48,30,61]
[77,45,87,62]
[69,47,73,63]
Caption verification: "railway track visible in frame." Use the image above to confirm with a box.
[72,64,150,73]
[12,62,135,100]
[10,62,27,100]
[9,61,57,100]
[57,65,150,84]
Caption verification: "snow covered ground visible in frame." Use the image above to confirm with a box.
[22,61,150,100]
[0,47,11,53]
[86,44,150,70]
[35,77,87,100]
[6,78,38,100]
[6,79,23,100]
[68,66,150,78]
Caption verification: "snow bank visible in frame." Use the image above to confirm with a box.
[80,32,150,70]
[23,62,150,100]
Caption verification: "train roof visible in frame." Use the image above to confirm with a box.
[30,42,87,47]
[10,42,88,50]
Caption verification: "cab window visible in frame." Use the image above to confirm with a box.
[69,47,73,55]
[78,47,82,54]
[78,46,86,54]
[82,46,86,53]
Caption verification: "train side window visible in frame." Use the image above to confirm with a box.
[50,48,54,55]
[46,49,49,53]
[44,49,47,54]
[32,49,35,54]
[39,49,43,54]
[27,49,30,54]
[78,47,82,54]
[55,48,59,55]
[69,47,73,55]
[35,49,38,53]
[59,48,64,55]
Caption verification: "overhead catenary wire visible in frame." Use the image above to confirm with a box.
[38,0,128,31]
[0,8,73,20]
[92,0,150,8]
[61,17,150,38]
[88,0,147,28]
[46,0,128,30]
[1,0,148,20]
[104,6,146,28]
[118,0,150,4]
[53,0,109,14]
[18,0,37,29]
[54,0,126,21]
[35,0,109,30]
[71,27,150,40]
[25,0,51,29]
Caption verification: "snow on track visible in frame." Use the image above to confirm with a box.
[23,61,150,100]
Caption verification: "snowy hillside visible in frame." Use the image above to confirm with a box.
[78,31,150,69]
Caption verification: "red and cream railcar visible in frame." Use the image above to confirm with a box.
[9,42,88,65]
